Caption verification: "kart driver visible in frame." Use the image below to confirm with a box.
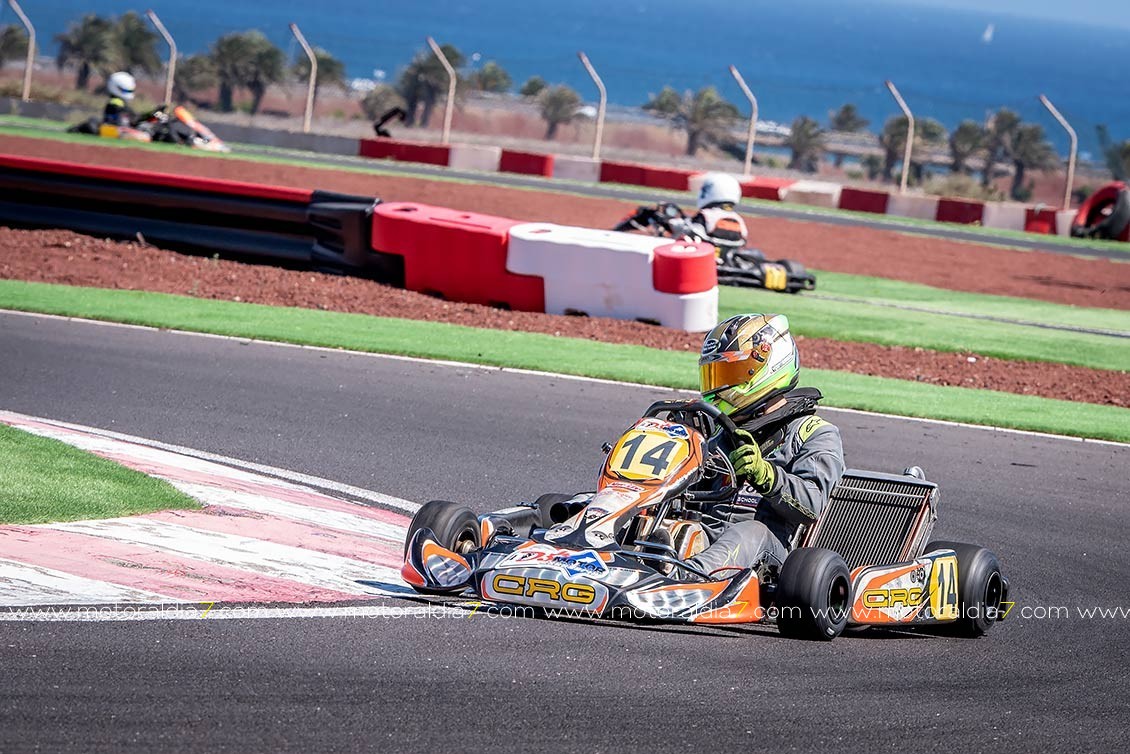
[687,313,844,576]
[103,71,137,127]
[669,172,749,252]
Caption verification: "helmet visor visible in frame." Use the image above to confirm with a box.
[699,356,763,395]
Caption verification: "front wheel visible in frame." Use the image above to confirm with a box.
[776,547,851,640]
[404,500,480,557]
[924,541,1006,637]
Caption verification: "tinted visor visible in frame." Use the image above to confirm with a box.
[699,356,763,395]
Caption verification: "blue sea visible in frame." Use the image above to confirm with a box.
[13,0,1129,156]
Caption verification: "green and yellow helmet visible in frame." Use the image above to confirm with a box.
[699,313,799,416]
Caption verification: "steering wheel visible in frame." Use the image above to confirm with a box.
[642,399,741,501]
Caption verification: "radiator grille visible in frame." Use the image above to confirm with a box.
[804,470,937,569]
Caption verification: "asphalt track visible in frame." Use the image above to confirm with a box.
[1,311,1128,752]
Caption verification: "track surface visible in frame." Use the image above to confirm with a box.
[1,312,1128,752]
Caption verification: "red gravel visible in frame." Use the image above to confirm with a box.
[2,133,1128,310]
[1,227,1125,407]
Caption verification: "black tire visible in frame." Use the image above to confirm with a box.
[533,493,577,528]
[776,547,852,641]
[924,541,1005,637]
[404,500,480,557]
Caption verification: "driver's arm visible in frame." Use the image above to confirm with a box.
[759,421,844,525]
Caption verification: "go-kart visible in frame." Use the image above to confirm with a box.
[67,104,230,153]
[402,399,1010,640]
[613,202,816,293]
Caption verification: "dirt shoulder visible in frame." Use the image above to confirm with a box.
[1,133,1127,310]
[2,227,1125,407]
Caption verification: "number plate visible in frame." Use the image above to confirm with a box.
[606,428,690,481]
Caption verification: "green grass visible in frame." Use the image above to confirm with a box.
[719,284,1130,372]
[1,279,1127,443]
[2,114,1127,257]
[0,422,200,524]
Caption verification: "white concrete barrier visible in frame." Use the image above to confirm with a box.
[552,155,601,183]
[782,180,843,209]
[887,193,940,221]
[1056,209,1078,237]
[981,202,1029,231]
[448,143,502,172]
[506,223,718,331]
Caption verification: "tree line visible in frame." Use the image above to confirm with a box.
[2,12,1128,197]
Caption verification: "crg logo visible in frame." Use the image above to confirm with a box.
[490,574,597,605]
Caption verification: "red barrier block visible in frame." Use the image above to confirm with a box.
[1024,207,1059,235]
[740,177,794,201]
[499,150,555,177]
[642,166,693,192]
[358,138,451,166]
[600,160,648,186]
[936,198,985,225]
[652,242,717,294]
[370,202,544,311]
[839,187,890,214]
[0,153,312,203]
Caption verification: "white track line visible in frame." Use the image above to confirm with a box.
[3,308,1127,449]
[0,559,177,606]
[0,603,462,622]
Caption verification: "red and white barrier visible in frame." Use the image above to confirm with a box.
[552,154,602,182]
[782,180,842,209]
[448,144,501,172]
[887,193,940,221]
[982,202,1029,232]
[506,224,718,331]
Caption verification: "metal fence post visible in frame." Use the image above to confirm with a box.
[426,37,456,144]
[290,23,317,133]
[729,65,758,178]
[1039,94,1078,209]
[885,80,915,194]
[7,0,34,102]
[577,52,606,161]
[145,10,176,105]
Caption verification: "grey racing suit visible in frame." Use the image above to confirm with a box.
[687,412,844,576]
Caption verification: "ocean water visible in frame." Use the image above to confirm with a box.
[12,0,1129,156]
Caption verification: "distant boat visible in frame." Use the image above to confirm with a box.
[982,23,995,44]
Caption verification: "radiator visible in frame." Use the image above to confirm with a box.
[802,469,938,569]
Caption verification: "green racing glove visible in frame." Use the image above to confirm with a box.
[729,429,777,493]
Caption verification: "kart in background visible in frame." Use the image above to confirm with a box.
[402,399,1010,640]
[613,202,816,293]
[68,105,230,153]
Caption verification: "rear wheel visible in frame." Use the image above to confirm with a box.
[776,548,851,641]
[404,500,480,557]
[924,541,1005,637]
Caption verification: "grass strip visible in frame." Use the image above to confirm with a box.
[0,279,1126,443]
[0,422,200,524]
[719,284,1130,371]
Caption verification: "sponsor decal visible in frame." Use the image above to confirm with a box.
[861,587,925,609]
[501,544,609,576]
[489,574,597,606]
[584,506,610,520]
[607,482,644,493]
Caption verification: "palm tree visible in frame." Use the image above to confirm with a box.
[949,120,985,175]
[827,103,869,167]
[1008,124,1057,201]
[538,84,581,139]
[112,11,160,76]
[786,116,825,173]
[0,25,28,67]
[981,108,1022,187]
[878,115,946,184]
[468,61,511,93]
[210,31,285,114]
[1096,125,1127,181]
[54,14,115,90]
[173,53,217,105]
[397,43,464,126]
[644,86,740,157]
[292,48,347,103]
[519,75,546,98]
[360,84,406,121]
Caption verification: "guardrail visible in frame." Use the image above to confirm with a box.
[0,154,719,331]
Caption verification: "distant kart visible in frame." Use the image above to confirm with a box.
[613,202,816,293]
[68,105,230,153]
[402,398,1010,640]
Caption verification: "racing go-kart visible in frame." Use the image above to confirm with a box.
[402,398,1010,640]
[613,202,816,293]
[68,104,230,152]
